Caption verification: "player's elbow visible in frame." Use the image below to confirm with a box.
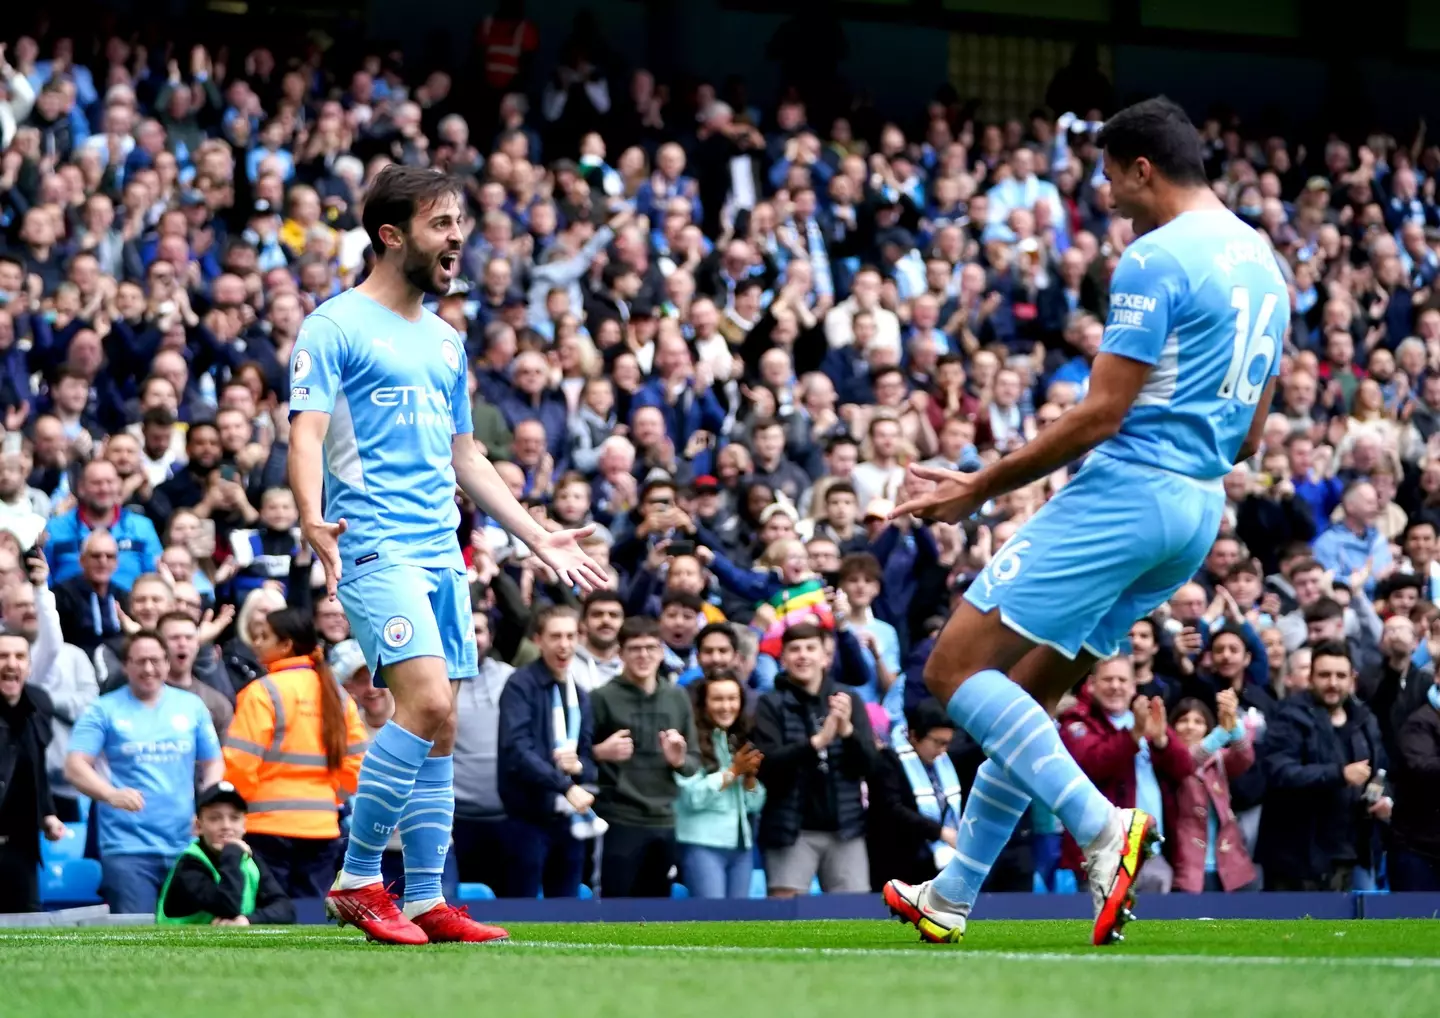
[1083,402,1127,445]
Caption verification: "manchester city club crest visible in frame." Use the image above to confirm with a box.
[383,616,414,648]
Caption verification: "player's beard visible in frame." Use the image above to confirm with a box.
[401,243,458,297]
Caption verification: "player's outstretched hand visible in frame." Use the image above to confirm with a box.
[890,463,983,523]
[302,517,349,599]
[531,523,609,592]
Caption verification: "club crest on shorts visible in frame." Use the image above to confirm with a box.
[441,338,461,373]
[292,349,312,383]
[382,616,414,648]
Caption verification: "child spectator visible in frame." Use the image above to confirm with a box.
[226,487,302,601]
[1168,692,1259,892]
[156,781,295,925]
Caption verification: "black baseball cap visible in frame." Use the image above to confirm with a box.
[196,781,248,813]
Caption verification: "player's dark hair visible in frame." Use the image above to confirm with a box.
[618,615,661,647]
[260,608,347,773]
[1096,96,1207,187]
[362,165,465,257]
[905,700,954,741]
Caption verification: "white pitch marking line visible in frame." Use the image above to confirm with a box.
[3,932,1438,970]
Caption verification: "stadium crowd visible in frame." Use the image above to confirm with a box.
[1,12,1440,918]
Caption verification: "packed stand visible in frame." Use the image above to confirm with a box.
[0,17,1438,914]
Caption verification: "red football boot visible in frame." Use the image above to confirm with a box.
[411,903,510,944]
[325,882,429,945]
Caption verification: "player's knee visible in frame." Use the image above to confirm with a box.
[403,686,455,737]
[429,708,458,754]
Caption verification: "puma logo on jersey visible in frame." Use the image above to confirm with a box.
[1127,250,1152,269]
[372,337,395,353]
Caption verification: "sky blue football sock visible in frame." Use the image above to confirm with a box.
[398,754,454,905]
[341,721,432,881]
[945,669,1112,850]
[930,757,1031,910]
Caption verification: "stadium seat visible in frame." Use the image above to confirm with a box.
[749,869,767,899]
[41,823,87,863]
[457,882,496,901]
[577,884,593,899]
[1054,869,1078,894]
[37,859,102,908]
[670,883,689,898]
[809,876,822,895]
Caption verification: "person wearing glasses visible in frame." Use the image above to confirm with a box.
[65,630,224,914]
[590,616,699,897]
[53,530,130,657]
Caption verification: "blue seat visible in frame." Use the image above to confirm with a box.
[577,884,593,899]
[41,823,86,863]
[38,858,102,908]
[749,868,767,899]
[1054,869,1078,894]
[809,875,822,896]
[457,882,496,901]
[670,883,689,899]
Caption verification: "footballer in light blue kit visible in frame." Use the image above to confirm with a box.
[288,166,606,945]
[883,97,1289,948]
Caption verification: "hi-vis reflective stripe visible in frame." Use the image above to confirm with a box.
[347,742,368,756]
[224,736,267,758]
[247,798,337,813]
[259,677,287,761]
[266,751,329,767]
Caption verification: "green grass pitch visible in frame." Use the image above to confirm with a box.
[8,919,1439,1018]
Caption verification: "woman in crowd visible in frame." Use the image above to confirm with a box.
[676,672,766,899]
[1168,690,1259,893]
[222,607,368,898]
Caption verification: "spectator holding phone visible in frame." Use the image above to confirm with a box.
[1259,641,1391,890]
[676,672,766,899]
[1168,691,1259,892]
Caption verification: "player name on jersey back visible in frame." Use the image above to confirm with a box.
[1098,209,1289,482]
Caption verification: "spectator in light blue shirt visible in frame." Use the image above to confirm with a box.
[839,553,903,722]
[64,631,224,915]
[1312,481,1393,599]
[984,148,1063,242]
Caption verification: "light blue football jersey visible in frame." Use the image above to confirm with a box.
[289,289,473,580]
[1097,209,1290,480]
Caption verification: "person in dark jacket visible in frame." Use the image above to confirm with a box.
[53,530,130,656]
[496,606,597,898]
[590,617,700,897]
[1258,641,1392,891]
[0,633,67,912]
[867,700,960,890]
[1359,614,1434,771]
[752,623,877,895]
[155,782,294,925]
[1391,674,1440,890]
[146,422,226,532]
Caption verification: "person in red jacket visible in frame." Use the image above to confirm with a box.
[1058,657,1195,892]
[1168,691,1259,893]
